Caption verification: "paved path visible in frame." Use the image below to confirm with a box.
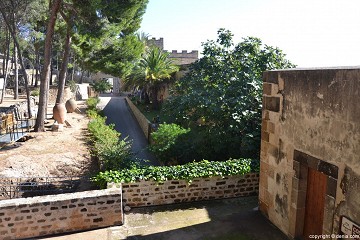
[97,94,157,164]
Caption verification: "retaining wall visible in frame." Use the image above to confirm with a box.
[113,173,259,207]
[0,188,123,240]
[125,97,151,140]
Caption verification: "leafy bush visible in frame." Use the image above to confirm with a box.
[86,98,135,170]
[92,158,253,188]
[90,79,112,93]
[30,88,40,97]
[149,123,190,165]
[86,97,100,111]
[162,29,295,160]
[67,79,77,94]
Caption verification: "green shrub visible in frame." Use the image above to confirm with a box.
[86,109,99,119]
[92,158,253,188]
[30,88,40,97]
[86,99,135,171]
[67,79,77,94]
[90,79,112,93]
[149,123,190,165]
[86,97,100,111]
[87,114,134,170]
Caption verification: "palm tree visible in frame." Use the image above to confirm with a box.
[137,46,179,110]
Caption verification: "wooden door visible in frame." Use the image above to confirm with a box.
[303,168,328,239]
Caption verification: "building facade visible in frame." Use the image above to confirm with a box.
[260,67,360,239]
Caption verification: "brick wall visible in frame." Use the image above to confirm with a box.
[0,188,123,240]
[112,173,259,207]
[125,97,151,140]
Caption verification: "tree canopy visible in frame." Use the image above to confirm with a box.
[72,0,148,78]
[162,29,295,161]
[127,46,179,109]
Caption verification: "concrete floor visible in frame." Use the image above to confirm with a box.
[40,197,289,240]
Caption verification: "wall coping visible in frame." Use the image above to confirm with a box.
[265,66,360,72]
[0,188,121,207]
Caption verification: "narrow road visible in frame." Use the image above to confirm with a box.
[98,94,157,165]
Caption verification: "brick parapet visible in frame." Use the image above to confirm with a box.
[110,173,259,208]
[0,188,123,240]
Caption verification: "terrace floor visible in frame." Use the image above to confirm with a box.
[40,196,289,240]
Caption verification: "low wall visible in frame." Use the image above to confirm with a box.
[0,188,123,240]
[47,86,72,104]
[125,97,151,140]
[114,173,259,207]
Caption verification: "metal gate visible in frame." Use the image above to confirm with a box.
[0,176,91,199]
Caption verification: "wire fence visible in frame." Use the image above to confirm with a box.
[0,176,92,200]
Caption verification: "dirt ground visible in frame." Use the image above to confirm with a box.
[0,96,96,179]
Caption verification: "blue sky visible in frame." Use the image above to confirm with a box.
[140,0,360,68]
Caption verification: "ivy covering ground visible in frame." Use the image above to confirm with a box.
[92,158,253,188]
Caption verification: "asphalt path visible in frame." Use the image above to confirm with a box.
[98,94,157,165]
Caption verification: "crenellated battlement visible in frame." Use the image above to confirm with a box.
[148,37,199,65]
[168,50,199,65]
[149,37,164,49]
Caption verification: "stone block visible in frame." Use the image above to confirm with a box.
[264,96,281,112]
[263,82,280,96]
[261,131,270,142]
[326,177,337,198]
[263,71,278,84]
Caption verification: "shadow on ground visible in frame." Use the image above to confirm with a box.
[111,196,289,240]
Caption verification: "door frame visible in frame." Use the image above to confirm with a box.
[291,150,339,239]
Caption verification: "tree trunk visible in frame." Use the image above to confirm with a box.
[79,70,84,84]
[151,84,160,110]
[34,0,62,132]
[31,68,34,86]
[14,41,18,99]
[0,8,32,117]
[35,50,40,87]
[70,54,75,82]
[0,29,10,104]
[56,20,72,104]
[50,60,53,86]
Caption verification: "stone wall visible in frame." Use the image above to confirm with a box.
[115,173,259,207]
[125,97,151,141]
[48,86,72,104]
[0,188,123,240]
[148,38,198,65]
[260,67,360,239]
[169,50,199,65]
[4,86,72,104]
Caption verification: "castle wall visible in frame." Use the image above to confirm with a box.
[149,38,199,65]
[169,50,199,65]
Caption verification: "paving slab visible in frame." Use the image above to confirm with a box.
[38,197,289,240]
[109,196,290,240]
